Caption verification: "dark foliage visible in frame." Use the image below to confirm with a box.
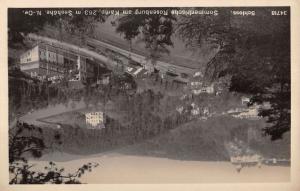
[9,161,98,184]
[115,8,176,62]
[9,122,99,184]
[177,8,290,140]
[9,122,46,163]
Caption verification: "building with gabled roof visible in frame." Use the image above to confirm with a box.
[19,42,96,83]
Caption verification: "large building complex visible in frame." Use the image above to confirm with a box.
[19,42,96,83]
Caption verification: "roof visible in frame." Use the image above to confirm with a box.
[133,67,143,75]
[35,42,93,60]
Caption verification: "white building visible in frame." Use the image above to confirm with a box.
[176,106,184,114]
[190,103,200,116]
[203,107,209,116]
[19,42,95,83]
[241,96,251,105]
[203,84,214,94]
[85,111,105,129]
[230,154,262,165]
[192,84,215,95]
[190,81,203,88]
[193,71,204,78]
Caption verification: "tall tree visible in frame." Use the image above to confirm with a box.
[9,122,99,184]
[115,8,176,68]
[60,9,106,46]
[8,9,53,47]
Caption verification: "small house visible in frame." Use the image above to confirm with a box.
[85,111,105,129]
[241,96,250,105]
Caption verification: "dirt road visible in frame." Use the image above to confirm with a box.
[19,100,86,126]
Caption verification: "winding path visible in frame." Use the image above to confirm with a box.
[19,100,86,126]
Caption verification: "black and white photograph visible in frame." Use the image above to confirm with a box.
[3,4,296,187]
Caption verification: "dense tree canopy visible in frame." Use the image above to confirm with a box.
[177,8,290,140]
[115,9,176,63]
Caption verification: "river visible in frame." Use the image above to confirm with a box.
[30,151,290,183]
